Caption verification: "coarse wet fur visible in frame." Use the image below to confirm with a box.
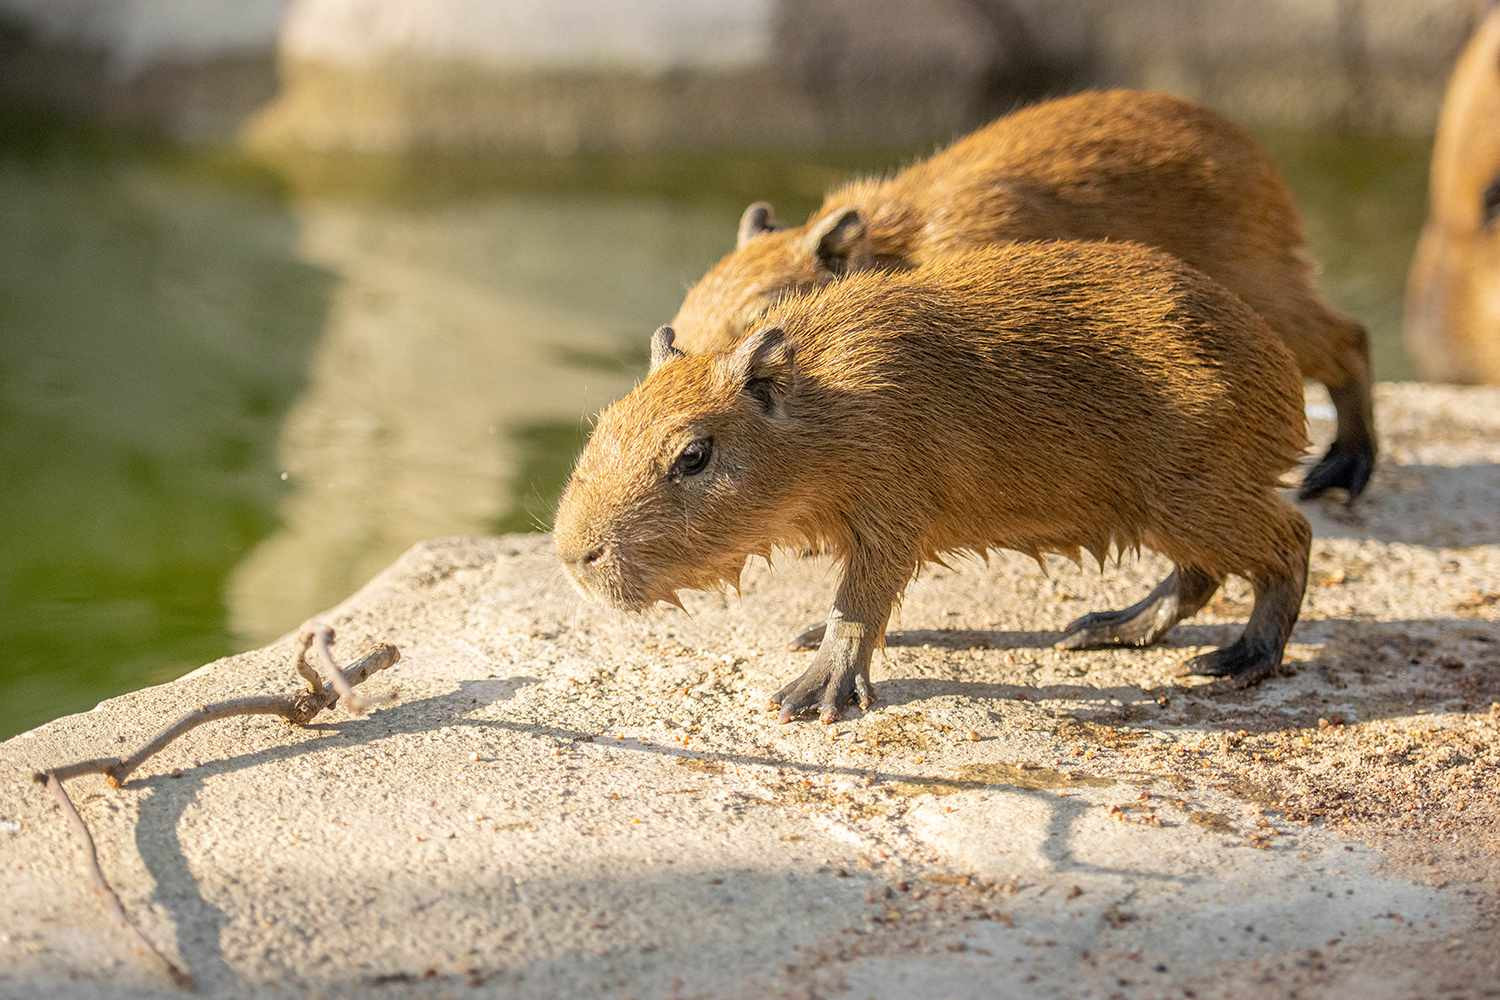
[1406,7,1500,384]
[671,89,1374,501]
[556,242,1312,722]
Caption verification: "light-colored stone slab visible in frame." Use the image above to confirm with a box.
[2,384,1497,998]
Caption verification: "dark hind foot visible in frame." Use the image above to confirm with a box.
[1299,439,1374,503]
[1179,637,1282,688]
[1057,607,1166,650]
[1182,516,1308,690]
[1303,369,1376,503]
[1056,567,1218,651]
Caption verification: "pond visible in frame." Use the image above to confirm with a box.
[0,115,1431,738]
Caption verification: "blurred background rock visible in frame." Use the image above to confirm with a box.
[0,0,1479,150]
[0,0,1481,737]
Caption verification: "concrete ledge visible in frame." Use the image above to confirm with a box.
[2,383,1498,997]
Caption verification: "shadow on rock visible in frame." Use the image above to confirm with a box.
[123,671,1196,989]
[871,617,1499,735]
[1300,462,1500,547]
[128,674,541,989]
[884,627,1057,650]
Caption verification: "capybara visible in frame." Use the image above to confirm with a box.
[1406,7,1500,383]
[555,242,1312,722]
[670,89,1373,500]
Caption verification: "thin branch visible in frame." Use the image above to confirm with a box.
[43,642,400,788]
[292,628,320,694]
[309,624,366,715]
[34,634,401,989]
[43,773,194,989]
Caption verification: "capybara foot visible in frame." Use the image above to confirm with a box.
[771,652,874,724]
[1180,519,1307,689]
[787,622,826,651]
[1055,567,1218,650]
[1180,637,1282,688]
[1299,439,1374,503]
[1057,606,1165,649]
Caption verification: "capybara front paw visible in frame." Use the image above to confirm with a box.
[1180,638,1281,688]
[1299,440,1374,503]
[771,657,874,724]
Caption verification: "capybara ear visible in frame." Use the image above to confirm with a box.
[649,325,685,371]
[805,207,866,275]
[737,201,781,248]
[729,326,796,415]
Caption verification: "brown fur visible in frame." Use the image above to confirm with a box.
[556,242,1312,720]
[1406,8,1500,383]
[671,89,1374,500]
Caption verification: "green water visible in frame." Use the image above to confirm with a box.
[0,117,1431,738]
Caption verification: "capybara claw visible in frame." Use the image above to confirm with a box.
[772,672,822,722]
[771,659,870,723]
[1055,611,1125,650]
[1181,637,1280,687]
[1299,440,1374,503]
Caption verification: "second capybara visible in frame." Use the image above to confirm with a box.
[1406,6,1500,383]
[669,89,1374,500]
[555,241,1312,722]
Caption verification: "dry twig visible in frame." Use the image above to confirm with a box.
[308,624,367,715]
[41,773,195,989]
[33,633,401,990]
[292,627,320,693]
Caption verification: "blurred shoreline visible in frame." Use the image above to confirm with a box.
[0,0,1480,154]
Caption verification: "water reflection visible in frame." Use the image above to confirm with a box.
[0,122,1429,737]
[0,126,330,736]
[224,190,738,638]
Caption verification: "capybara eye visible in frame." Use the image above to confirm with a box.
[670,438,713,479]
[1484,178,1500,227]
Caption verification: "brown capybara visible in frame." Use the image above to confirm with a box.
[670,89,1374,501]
[555,242,1312,722]
[1406,7,1500,383]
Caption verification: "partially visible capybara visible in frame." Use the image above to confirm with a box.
[555,242,1312,722]
[670,89,1374,501]
[1406,7,1500,384]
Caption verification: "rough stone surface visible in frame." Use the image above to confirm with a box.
[2,383,1498,999]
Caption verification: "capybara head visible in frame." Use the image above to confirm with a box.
[668,202,871,354]
[553,325,803,611]
[1406,7,1500,383]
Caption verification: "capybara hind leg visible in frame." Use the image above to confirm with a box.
[1055,566,1218,650]
[1181,576,1300,686]
[1183,521,1310,687]
[1301,322,1377,502]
